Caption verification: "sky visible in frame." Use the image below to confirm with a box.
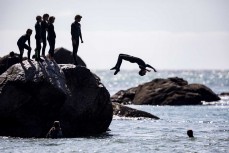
[0,0,229,70]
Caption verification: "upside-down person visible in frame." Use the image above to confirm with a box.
[110,53,157,76]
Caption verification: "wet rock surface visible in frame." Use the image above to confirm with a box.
[111,77,220,105]
[0,59,112,137]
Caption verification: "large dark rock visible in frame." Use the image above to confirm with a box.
[111,77,220,105]
[59,64,112,137]
[219,92,229,96]
[0,59,112,138]
[112,102,159,119]
[54,47,86,66]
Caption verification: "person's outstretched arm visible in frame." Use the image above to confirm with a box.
[146,64,157,72]
[139,65,150,72]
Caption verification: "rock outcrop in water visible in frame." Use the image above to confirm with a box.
[0,59,112,138]
[112,102,159,119]
[111,77,220,105]
[219,92,229,96]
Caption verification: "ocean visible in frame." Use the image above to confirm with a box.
[0,70,228,153]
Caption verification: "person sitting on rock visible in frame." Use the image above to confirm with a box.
[110,53,157,76]
[46,121,63,138]
[17,29,33,62]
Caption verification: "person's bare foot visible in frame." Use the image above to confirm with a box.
[110,67,117,70]
[114,69,120,75]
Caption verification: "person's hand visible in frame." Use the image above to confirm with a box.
[81,40,84,43]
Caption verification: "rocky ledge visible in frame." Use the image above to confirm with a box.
[0,59,113,138]
[111,77,220,105]
[219,92,229,96]
[0,47,85,76]
[112,102,159,119]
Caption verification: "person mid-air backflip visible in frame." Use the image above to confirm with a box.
[110,54,157,76]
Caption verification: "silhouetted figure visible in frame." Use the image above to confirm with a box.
[187,130,194,138]
[6,51,20,69]
[35,15,43,61]
[110,54,157,76]
[17,29,33,62]
[71,14,83,65]
[46,121,63,139]
[47,16,56,60]
[41,13,49,56]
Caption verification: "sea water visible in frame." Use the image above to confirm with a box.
[0,70,228,153]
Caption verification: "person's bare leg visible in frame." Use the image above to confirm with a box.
[111,54,123,70]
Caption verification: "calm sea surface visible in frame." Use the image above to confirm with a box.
[0,70,228,153]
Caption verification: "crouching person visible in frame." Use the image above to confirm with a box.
[46,121,63,138]
[17,29,33,62]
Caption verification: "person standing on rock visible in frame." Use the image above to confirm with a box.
[17,29,33,62]
[46,121,63,138]
[71,14,83,65]
[34,15,43,61]
[41,13,49,56]
[47,16,56,60]
[110,54,157,76]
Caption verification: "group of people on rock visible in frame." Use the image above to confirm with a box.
[17,13,83,64]
[16,12,159,76]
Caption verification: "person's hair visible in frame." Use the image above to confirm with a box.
[36,15,42,21]
[9,51,15,57]
[139,69,146,76]
[26,29,32,34]
[187,130,194,137]
[75,14,82,20]
[43,13,49,19]
[49,16,55,23]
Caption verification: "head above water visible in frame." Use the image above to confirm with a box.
[187,130,194,137]
[53,121,60,128]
